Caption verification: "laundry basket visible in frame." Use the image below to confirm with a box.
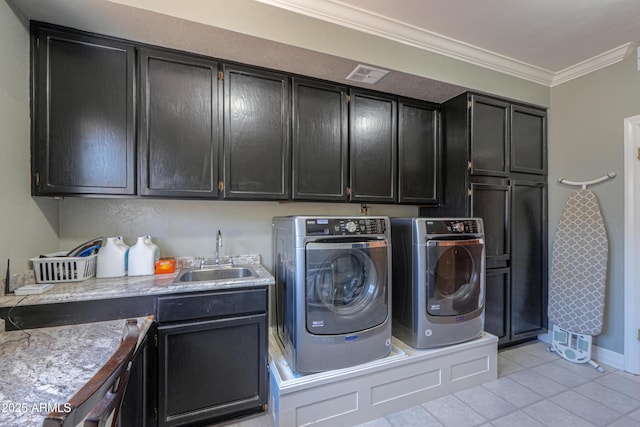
[31,252,97,283]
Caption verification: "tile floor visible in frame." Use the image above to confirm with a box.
[218,340,640,427]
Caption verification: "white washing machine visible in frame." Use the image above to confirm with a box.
[390,218,485,348]
[272,216,392,374]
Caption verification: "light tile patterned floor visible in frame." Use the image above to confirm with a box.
[217,340,640,427]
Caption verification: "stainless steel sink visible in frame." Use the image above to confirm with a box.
[175,265,256,283]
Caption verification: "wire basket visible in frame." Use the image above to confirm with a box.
[31,252,97,283]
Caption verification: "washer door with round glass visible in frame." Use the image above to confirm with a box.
[305,239,389,335]
[426,239,484,317]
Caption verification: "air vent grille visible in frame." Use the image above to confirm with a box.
[346,64,389,84]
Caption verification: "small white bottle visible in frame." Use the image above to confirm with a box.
[96,236,129,278]
[128,236,160,276]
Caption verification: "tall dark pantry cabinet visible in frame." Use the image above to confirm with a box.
[423,92,548,346]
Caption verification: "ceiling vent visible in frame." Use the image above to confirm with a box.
[346,64,389,84]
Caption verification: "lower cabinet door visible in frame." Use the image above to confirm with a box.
[471,181,510,269]
[484,268,510,345]
[510,179,548,340]
[157,314,267,427]
[119,323,158,427]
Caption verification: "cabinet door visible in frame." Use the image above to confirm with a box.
[223,65,290,199]
[471,181,510,269]
[120,323,157,427]
[32,25,135,195]
[398,98,440,204]
[484,268,510,345]
[158,314,267,426]
[470,95,510,177]
[510,179,547,340]
[138,48,220,198]
[511,105,547,175]
[292,78,348,200]
[349,89,397,202]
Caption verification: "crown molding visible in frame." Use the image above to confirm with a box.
[551,43,634,86]
[256,0,631,87]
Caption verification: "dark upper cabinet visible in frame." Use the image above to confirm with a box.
[30,24,443,204]
[31,24,135,196]
[511,104,547,175]
[349,89,397,203]
[398,98,440,205]
[223,64,290,200]
[470,95,510,177]
[510,179,547,340]
[434,92,547,216]
[138,48,221,198]
[292,78,348,201]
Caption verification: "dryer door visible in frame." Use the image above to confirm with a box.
[425,238,485,317]
[305,240,389,335]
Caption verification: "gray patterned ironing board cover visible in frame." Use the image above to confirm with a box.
[548,188,608,336]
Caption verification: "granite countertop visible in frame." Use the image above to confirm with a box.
[0,316,153,427]
[0,254,274,309]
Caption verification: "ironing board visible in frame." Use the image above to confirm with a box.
[548,188,608,372]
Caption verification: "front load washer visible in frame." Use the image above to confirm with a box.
[272,216,392,374]
[390,218,485,348]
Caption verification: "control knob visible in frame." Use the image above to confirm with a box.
[345,221,358,233]
[451,222,465,233]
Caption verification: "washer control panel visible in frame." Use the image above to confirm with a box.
[305,218,387,235]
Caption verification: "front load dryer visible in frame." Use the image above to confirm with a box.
[390,218,485,348]
[272,216,392,374]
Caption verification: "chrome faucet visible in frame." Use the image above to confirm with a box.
[215,230,223,265]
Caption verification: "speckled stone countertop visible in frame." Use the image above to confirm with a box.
[0,316,153,427]
[0,254,274,309]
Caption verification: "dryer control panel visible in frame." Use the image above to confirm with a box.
[424,219,483,236]
[305,218,387,235]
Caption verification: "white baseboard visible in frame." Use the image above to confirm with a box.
[537,331,625,371]
[537,332,552,344]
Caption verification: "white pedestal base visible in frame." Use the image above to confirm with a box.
[269,332,498,427]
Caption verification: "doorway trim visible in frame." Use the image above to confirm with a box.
[624,115,640,375]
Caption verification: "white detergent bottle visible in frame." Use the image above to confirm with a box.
[96,236,129,278]
[146,235,161,264]
[128,236,160,276]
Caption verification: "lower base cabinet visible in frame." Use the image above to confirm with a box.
[120,322,158,427]
[119,287,269,427]
[484,268,510,345]
[156,287,268,427]
[157,314,267,426]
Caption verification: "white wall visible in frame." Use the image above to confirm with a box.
[0,1,59,278]
[548,52,640,354]
[59,198,417,272]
